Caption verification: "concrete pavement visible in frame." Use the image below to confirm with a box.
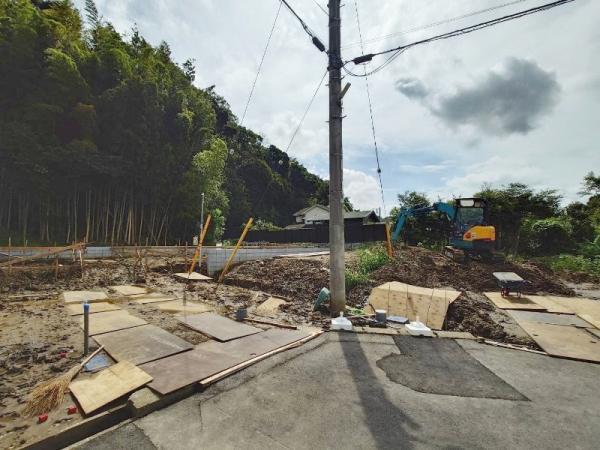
[72,333,600,449]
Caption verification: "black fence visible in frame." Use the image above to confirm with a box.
[224,223,387,244]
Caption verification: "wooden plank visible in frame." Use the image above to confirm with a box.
[492,272,524,282]
[109,285,148,296]
[367,282,460,330]
[254,296,287,317]
[67,302,120,316]
[174,272,212,281]
[60,290,108,304]
[94,324,193,365]
[142,328,313,394]
[79,310,147,336]
[507,310,592,328]
[527,295,575,314]
[130,294,177,304]
[543,296,600,329]
[484,292,547,311]
[518,321,600,363]
[70,361,152,415]
[176,312,262,341]
[199,331,323,387]
[156,300,214,314]
[0,242,85,268]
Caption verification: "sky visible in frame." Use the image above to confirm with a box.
[75,0,599,214]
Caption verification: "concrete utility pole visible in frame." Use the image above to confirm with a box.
[328,0,346,315]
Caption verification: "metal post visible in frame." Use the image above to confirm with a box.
[328,0,346,315]
[200,192,205,238]
[199,192,205,272]
[83,302,90,356]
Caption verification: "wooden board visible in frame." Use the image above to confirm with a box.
[78,310,147,336]
[518,321,600,363]
[543,296,600,329]
[586,328,600,339]
[94,324,193,365]
[70,361,152,415]
[176,312,261,341]
[484,292,547,311]
[254,296,287,317]
[156,300,213,314]
[109,285,148,296]
[66,302,120,316]
[60,290,108,304]
[129,292,177,304]
[174,272,212,281]
[508,310,592,328]
[367,282,461,330]
[142,328,311,394]
[526,295,575,314]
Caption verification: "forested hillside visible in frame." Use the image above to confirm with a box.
[0,0,328,245]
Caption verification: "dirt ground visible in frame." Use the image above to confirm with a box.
[0,245,587,447]
[224,245,575,345]
[0,258,268,449]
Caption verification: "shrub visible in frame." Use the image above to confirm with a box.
[356,245,389,274]
[345,270,369,291]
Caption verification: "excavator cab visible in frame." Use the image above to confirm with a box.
[447,198,496,261]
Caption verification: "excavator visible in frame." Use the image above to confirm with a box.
[391,197,497,261]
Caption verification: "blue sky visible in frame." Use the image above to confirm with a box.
[74,0,600,214]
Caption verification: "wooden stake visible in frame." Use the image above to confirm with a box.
[385,222,394,258]
[217,218,253,284]
[54,256,59,280]
[8,237,11,276]
[188,214,211,275]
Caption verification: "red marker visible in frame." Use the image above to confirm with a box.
[67,405,77,415]
[38,414,48,423]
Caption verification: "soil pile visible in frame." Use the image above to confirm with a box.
[371,246,573,295]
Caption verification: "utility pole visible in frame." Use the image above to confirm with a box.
[328,0,345,315]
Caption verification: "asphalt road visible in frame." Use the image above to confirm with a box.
[72,333,600,449]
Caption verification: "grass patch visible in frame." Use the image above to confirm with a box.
[345,244,390,291]
[538,254,600,280]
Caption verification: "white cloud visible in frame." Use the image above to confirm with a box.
[343,168,381,212]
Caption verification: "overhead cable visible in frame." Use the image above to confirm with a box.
[285,70,328,154]
[345,0,575,77]
[353,0,386,215]
[342,0,531,50]
[280,0,327,52]
[241,1,282,126]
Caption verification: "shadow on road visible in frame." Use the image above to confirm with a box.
[339,334,420,449]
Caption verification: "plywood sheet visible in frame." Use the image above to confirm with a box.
[508,310,592,328]
[70,361,152,415]
[142,328,310,394]
[130,293,177,304]
[367,282,461,330]
[94,324,193,365]
[174,272,212,281]
[176,312,261,341]
[543,296,600,329]
[60,290,108,304]
[78,310,147,336]
[518,321,600,363]
[67,302,120,316]
[254,296,287,317]
[109,285,148,296]
[156,300,214,314]
[484,292,547,311]
[527,295,574,314]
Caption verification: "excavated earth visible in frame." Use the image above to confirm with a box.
[225,246,575,344]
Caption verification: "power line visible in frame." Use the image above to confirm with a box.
[353,0,386,216]
[311,0,328,16]
[345,0,575,77]
[240,1,282,126]
[342,0,531,50]
[280,0,326,52]
[285,69,328,154]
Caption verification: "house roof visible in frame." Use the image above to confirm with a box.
[344,210,379,220]
[293,204,329,216]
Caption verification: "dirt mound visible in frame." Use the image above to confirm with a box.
[225,258,333,319]
[371,246,573,296]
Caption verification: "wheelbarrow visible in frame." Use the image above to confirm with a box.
[493,272,525,297]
